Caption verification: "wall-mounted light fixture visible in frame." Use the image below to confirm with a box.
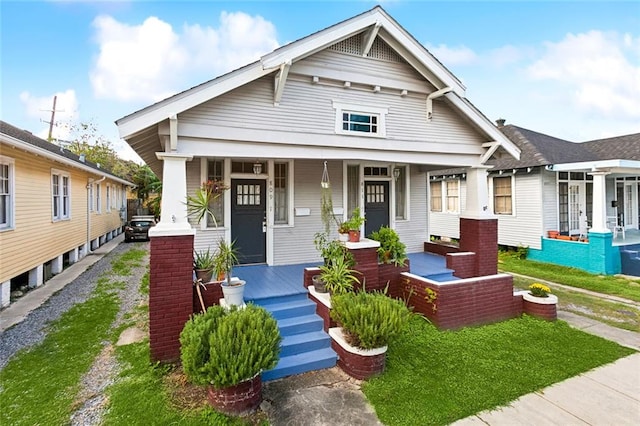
[393,167,401,180]
[253,161,262,175]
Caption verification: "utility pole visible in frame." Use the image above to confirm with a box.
[41,95,64,142]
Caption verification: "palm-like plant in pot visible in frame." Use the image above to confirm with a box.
[214,239,245,306]
[194,248,216,283]
[318,254,360,295]
[180,304,281,415]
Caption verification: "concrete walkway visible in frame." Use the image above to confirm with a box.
[0,234,124,332]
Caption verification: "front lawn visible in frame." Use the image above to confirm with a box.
[363,315,634,426]
[498,252,640,302]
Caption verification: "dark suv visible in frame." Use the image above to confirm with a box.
[124,217,155,242]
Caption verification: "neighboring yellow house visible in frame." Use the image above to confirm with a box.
[0,120,134,308]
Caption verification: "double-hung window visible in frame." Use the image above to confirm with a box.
[333,102,387,137]
[95,183,101,213]
[446,180,459,213]
[206,160,224,227]
[52,170,70,221]
[274,162,290,225]
[395,166,408,220]
[430,181,442,212]
[493,176,513,215]
[0,156,14,230]
[106,185,111,212]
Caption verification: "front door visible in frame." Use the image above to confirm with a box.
[231,179,266,264]
[364,181,390,236]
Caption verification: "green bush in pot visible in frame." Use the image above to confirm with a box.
[180,304,281,388]
[331,291,411,349]
[369,226,408,267]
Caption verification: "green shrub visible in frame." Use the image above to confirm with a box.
[180,304,281,388]
[369,226,408,266]
[331,291,411,349]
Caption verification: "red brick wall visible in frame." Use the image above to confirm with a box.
[379,262,410,298]
[400,272,519,329]
[523,300,557,321]
[446,252,476,279]
[309,292,336,332]
[149,234,194,362]
[303,267,320,289]
[193,282,223,314]
[424,241,462,256]
[459,218,498,277]
[331,339,386,380]
[348,247,379,291]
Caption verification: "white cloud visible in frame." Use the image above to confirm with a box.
[90,11,279,102]
[19,89,79,140]
[427,44,477,66]
[487,45,524,68]
[527,30,640,119]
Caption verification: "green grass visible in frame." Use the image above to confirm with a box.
[499,252,640,302]
[0,283,120,425]
[512,276,640,332]
[0,247,147,426]
[363,315,635,426]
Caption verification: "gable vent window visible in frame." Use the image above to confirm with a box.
[333,102,387,137]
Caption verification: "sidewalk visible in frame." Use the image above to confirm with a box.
[0,234,124,332]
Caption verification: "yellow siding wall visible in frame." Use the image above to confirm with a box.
[0,143,125,282]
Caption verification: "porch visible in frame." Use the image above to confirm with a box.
[238,251,455,301]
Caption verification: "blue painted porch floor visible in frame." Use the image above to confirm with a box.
[234,252,454,381]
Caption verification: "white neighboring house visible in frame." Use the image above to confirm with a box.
[428,121,640,274]
[116,6,520,267]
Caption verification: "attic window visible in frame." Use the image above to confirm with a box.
[333,101,387,137]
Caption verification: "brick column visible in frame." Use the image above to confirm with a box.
[149,234,194,362]
[459,218,498,277]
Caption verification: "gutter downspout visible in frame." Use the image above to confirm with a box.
[426,87,453,121]
[87,176,107,253]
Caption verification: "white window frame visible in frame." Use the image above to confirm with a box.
[272,160,294,227]
[95,183,101,213]
[490,175,515,216]
[332,101,388,138]
[445,179,460,214]
[0,155,15,231]
[106,184,111,212]
[429,180,443,213]
[51,168,71,221]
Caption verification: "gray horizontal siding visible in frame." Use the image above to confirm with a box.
[496,173,543,250]
[395,165,429,253]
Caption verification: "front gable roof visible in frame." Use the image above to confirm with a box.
[116,6,520,165]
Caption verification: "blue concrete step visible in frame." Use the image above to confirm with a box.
[248,292,309,306]
[280,330,331,357]
[258,298,317,320]
[277,315,324,336]
[261,347,337,382]
[423,271,458,282]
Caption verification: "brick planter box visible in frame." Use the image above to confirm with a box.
[308,285,335,332]
[522,293,558,321]
[329,327,387,380]
[206,374,262,415]
[378,261,410,298]
[193,281,223,314]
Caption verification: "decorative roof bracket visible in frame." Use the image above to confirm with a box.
[362,22,382,57]
[274,61,292,106]
[480,141,500,164]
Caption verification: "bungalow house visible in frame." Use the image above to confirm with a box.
[0,120,133,308]
[116,6,522,362]
[428,120,640,275]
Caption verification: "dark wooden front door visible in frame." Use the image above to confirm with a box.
[364,181,390,236]
[231,179,266,264]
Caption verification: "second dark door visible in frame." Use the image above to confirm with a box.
[364,181,390,236]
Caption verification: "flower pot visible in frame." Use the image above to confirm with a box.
[312,275,328,293]
[547,230,559,239]
[207,373,262,415]
[348,230,361,242]
[195,269,213,283]
[522,292,558,321]
[338,233,349,242]
[557,235,571,241]
[221,279,246,307]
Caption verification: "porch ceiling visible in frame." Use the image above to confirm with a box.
[126,125,164,177]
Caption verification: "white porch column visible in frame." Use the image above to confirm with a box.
[589,171,610,233]
[150,152,195,237]
[461,166,495,219]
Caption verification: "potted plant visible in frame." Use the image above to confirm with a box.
[214,239,245,306]
[343,207,366,242]
[180,304,281,415]
[369,226,408,267]
[318,254,360,295]
[313,232,355,293]
[337,222,350,242]
[186,180,229,227]
[194,248,216,283]
[329,290,410,379]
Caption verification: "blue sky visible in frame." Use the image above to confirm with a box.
[2,1,639,162]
